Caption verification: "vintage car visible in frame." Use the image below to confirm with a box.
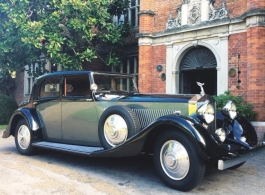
[2,71,265,191]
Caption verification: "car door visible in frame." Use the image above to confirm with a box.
[61,74,100,146]
[35,76,62,142]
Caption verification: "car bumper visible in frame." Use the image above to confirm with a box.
[218,142,265,170]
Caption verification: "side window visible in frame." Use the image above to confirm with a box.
[39,77,60,98]
[63,75,91,97]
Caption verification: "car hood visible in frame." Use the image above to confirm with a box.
[117,93,196,103]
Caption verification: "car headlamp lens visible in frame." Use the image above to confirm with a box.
[222,100,237,120]
[91,83,98,91]
[215,128,226,142]
[197,101,215,124]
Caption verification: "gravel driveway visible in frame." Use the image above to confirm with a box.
[1,130,265,195]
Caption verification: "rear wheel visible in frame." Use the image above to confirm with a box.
[154,130,206,192]
[15,119,35,155]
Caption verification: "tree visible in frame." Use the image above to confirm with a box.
[0,2,39,76]
[0,0,131,77]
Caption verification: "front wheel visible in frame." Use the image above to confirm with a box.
[15,119,35,155]
[154,130,206,192]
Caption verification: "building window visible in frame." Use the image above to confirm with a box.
[112,15,125,26]
[113,56,138,75]
[24,59,61,96]
[112,55,138,90]
[112,0,139,27]
[24,63,39,96]
[127,0,139,27]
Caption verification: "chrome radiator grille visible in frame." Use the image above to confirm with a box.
[132,109,179,129]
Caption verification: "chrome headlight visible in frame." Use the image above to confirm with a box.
[215,128,226,142]
[196,101,215,124]
[222,100,237,120]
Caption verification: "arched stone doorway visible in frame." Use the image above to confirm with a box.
[179,46,217,95]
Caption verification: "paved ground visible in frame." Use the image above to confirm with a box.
[0,130,265,195]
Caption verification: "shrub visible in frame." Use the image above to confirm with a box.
[0,95,18,124]
[212,91,256,121]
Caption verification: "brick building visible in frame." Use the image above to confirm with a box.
[11,0,265,138]
[137,0,265,139]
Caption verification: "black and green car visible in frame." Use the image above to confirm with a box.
[2,71,265,191]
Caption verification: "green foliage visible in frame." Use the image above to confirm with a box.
[0,95,18,124]
[212,91,256,121]
[0,124,7,129]
[0,74,16,97]
[0,0,131,75]
[0,2,40,78]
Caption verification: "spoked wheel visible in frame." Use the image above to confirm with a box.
[154,130,206,192]
[15,119,35,155]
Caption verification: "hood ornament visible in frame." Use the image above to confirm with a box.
[196,82,205,96]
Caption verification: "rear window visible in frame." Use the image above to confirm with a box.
[39,77,60,98]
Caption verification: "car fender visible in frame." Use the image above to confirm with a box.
[90,114,218,161]
[2,108,42,138]
[216,111,258,145]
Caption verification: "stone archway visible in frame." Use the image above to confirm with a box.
[179,46,217,95]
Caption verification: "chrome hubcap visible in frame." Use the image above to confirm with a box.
[17,125,31,150]
[160,140,190,180]
[104,114,128,147]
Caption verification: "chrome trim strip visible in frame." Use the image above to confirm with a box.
[218,144,265,170]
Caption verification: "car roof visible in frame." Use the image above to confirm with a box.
[36,70,134,80]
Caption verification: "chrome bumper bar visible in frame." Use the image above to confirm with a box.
[218,142,265,170]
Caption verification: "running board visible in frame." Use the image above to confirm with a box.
[32,141,104,155]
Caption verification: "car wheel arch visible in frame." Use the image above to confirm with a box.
[142,121,211,162]
[8,109,41,137]
[143,124,200,153]
[10,115,26,136]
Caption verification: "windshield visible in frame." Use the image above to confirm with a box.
[93,73,138,94]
